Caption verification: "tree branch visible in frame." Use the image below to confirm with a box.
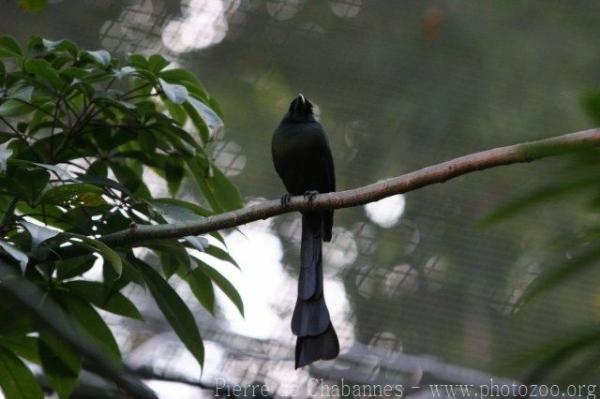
[0,261,158,399]
[52,128,600,257]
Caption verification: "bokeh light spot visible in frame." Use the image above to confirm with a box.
[364,194,405,228]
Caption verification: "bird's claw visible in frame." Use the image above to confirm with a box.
[281,193,292,208]
[304,190,319,203]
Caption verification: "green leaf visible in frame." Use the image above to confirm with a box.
[159,68,208,100]
[153,125,197,156]
[0,100,34,117]
[519,326,600,384]
[94,96,137,115]
[56,255,96,280]
[137,260,204,367]
[165,157,184,196]
[5,167,49,205]
[66,233,122,277]
[39,331,80,399]
[20,221,60,250]
[41,183,105,207]
[151,198,212,217]
[514,246,600,311]
[164,100,187,125]
[32,163,75,180]
[25,59,64,89]
[0,306,33,336]
[160,251,186,279]
[205,245,239,269]
[85,50,111,67]
[186,159,243,214]
[50,54,72,71]
[110,162,151,200]
[77,175,132,197]
[582,90,600,125]
[144,240,191,279]
[25,36,44,57]
[42,38,78,56]
[0,335,39,364]
[194,258,243,316]
[182,102,209,144]
[114,259,146,288]
[85,160,108,177]
[65,280,143,320]
[0,347,43,399]
[0,61,5,85]
[159,78,189,105]
[0,240,28,272]
[149,199,204,223]
[207,164,243,212]
[11,86,34,102]
[187,97,224,140]
[0,36,23,58]
[480,177,596,226]
[69,80,95,100]
[158,68,201,85]
[149,198,225,244]
[57,292,121,363]
[0,132,14,144]
[17,0,47,12]
[185,158,222,212]
[113,66,136,80]
[148,54,170,73]
[185,236,208,253]
[127,54,148,69]
[180,267,215,314]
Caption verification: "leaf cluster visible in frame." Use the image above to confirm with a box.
[485,91,600,383]
[0,35,243,398]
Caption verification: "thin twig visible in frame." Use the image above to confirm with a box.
[0,115,47,161]
[49,83,71,161]
[10,98,68,129]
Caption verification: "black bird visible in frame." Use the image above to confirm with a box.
[272,94,339,368]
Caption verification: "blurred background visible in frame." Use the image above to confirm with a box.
[2,1,600,397]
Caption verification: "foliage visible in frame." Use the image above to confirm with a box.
[485,91,600,384]
[0,35,243,398]
[17,0,48,13]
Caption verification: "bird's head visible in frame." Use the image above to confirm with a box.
[284,94,315,122]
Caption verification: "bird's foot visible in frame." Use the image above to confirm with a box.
[304,190,319,204]
[280,193,292,208]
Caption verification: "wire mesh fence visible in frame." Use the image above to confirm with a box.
[2,1,600,397]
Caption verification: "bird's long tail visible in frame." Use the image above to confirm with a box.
[292,213,339,368]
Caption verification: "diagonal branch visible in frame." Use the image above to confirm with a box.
[0,261,158,399]
[51,128,600,258]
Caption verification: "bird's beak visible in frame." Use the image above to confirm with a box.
[288,93,311,116]
[292,93,307,114]
[298,93,306,106]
